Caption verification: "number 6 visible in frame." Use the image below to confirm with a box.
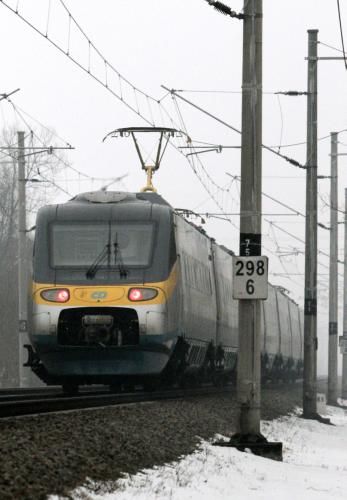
[246,279,255,294]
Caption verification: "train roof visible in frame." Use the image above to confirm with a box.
[36,191,173,222]
[70,191,172,206]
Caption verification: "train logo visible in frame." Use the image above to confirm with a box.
[91,291,108,300]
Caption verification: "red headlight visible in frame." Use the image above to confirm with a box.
[129,288,143,301]
[40,288,70,303]
[128,288,158,302]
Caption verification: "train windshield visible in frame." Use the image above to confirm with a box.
[50,222,155,268]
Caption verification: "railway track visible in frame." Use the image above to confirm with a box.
[0,385,108,402]
[0,379,306,419]
[0,385,231,418]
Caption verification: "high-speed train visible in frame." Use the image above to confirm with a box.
[27,191,303,392]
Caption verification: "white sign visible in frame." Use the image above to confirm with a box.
[339,336,347,355]
[316,393,327,415]
[232,256,268,300]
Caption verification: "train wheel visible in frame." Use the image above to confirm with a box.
[178,373,191,389]
[212,372,226,387]
[62,383,79,396]
[123,383,135,393]
[143,378,159,392]
[109,383,122,393]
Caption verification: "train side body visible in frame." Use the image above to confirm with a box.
[174,213,303,381]
[174,214,239,372]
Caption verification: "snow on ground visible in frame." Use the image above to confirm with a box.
[68,405,347,500]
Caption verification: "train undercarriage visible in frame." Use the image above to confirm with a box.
[24,336,303,395]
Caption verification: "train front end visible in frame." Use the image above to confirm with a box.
[29,191,179,388]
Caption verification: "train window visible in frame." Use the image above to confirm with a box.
[50,222,155,268]
[51,223,108,267]
[217,275,233,303]
[182,252,212,295]
[111,223,154,267]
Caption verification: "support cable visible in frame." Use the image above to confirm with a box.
[226,173,330,230]
[6,98,116,185]
[318,39,344,54]
[162,86,307,169]
[265,220,344,268]
[0,1,232,198]
[337,0,347,69]
[0,0,155,125]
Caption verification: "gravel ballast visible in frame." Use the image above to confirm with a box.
[0,385,303,499]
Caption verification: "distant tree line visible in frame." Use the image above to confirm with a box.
[0,127,69,387]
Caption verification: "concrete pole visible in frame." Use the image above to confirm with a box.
[342,189,347,399]
[237,0,263,435]
[17,131,30,388]
[328,132,338,404]
[303,30,318,418]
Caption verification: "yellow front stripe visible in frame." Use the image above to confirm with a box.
[33,263,178,307]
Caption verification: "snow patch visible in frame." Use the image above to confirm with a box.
[60,405,347,500]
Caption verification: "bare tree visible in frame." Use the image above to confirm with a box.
[0,126,71,387]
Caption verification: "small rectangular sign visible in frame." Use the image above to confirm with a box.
[232,256,268,300]
[19,320,28,332]
[339,336,347,354]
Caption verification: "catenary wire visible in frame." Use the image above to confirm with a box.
[337,0,347,69]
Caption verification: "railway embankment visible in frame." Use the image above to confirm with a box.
[0,383,303,499]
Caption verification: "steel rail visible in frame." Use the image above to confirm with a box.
[0,386,110,402]
[0,380,307,419]
[0,386,230,419]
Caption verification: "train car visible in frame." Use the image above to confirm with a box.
[27,190,303,392]
[261,285,303,382]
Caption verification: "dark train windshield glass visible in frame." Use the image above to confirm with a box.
[50,222,155,268]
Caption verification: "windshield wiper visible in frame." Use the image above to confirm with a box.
[86,243,111,279]
[114,234,128,278]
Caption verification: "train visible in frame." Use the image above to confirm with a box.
[27,190,303,393]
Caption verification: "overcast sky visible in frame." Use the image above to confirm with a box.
[0,0,346,371]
